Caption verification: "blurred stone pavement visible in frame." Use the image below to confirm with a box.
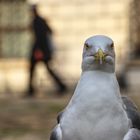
[0,91,73,140]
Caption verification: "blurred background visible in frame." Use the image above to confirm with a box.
[0,0,140,139]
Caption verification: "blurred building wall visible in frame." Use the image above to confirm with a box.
[0,0,31,58]
[129,0,140,58]
[0,0,31,94]
[0,0,131,94]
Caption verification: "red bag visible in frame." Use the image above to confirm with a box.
[34,49,44,60]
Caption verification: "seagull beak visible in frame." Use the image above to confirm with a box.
[94,48,107,64]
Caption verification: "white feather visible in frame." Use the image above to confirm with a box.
[61,71,129,140]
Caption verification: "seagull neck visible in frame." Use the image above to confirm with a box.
[81,63,115,73]
[81,70,115,77]
[82,67,115,73]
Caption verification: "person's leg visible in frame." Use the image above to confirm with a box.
[27,59,36,96]
[45,62,67,93]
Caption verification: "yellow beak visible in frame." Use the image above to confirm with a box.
[94,48,106,64]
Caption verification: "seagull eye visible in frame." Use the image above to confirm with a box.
[84,44,90,50]
[110,43,114,49]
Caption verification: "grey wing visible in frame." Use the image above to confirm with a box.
[122,96,140,129]
[50,111,65,140]
[123,128,140,140]
[50,124,62,140]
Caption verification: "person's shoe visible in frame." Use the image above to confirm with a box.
[23,89,35,98]
[57,85,68,94]
[23,93,35,98]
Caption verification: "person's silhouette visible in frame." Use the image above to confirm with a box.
[26,5,67,97]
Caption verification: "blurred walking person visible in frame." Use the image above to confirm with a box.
[26,5,67,97]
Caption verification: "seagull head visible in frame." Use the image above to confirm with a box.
[82,35,115,73]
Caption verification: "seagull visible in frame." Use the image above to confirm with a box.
[50,35,140,140]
